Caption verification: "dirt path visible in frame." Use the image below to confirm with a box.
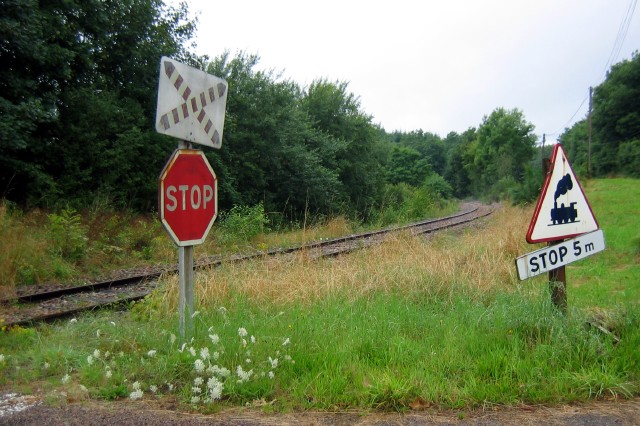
[2,395,639,425]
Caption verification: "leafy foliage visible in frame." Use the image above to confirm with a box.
[561,51,640,178]
[48,207,88,262]
[0,0,196,209]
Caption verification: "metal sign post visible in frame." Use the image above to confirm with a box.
[158,140,219,339]
[177,141,194,339]
[178,244,195,338]
[156,56,227,340]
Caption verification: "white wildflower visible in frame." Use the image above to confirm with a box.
[238,327,247,337]
[209,334,219,345]
[87,355,94,365]
[104,351,110,359]
[245,358,251,364]
[192,386,201,394]
[236,365,253,383]
[147,349,157,358]
[190,396,200,404]
[61,374,71,384]
[129,389,143,400]
[207,365,227,377]
[105,369,112,379]
[207,377,224,400]
[43,362,50,369]
[200,347,210,360]
[93,349,101,359]
[268,357,278,369]
[268,371,275,379]
[189,347,196,357]
[212,351,220,360]
[149,385,158,393]
[250,335,256,344]
[282,338,290,346]
[166,382,174,392]
[96,329,101,338]
[194,359,205,373]
[178,343,186,353]
[132,381,141,390]
[193,377,203,386]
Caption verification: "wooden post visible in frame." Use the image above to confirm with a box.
[548,250,567,315]
[543,151,567,315]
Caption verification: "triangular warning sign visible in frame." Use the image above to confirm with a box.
[526,143,599,243]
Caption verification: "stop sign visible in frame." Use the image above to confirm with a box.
[159,149,217,246]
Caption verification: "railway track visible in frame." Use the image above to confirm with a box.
[1,203,494,327]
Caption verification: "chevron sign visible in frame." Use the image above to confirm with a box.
[155,57,228,149]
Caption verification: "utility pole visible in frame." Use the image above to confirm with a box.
[588,86,593,179]
[541,133,546,180]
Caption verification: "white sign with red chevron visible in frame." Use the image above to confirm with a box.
[155,56,228,149]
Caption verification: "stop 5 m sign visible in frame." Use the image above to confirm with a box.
[159,149,217,246]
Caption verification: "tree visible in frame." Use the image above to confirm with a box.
[444,129,475,197]
[1,0,197,209]
[206,52,347,219]
[301,79,385,216]
[384,145,431,187]
[558,119,589,178]
[591,52,640,176]
[467,108,536,198]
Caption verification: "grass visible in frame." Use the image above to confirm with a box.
[0,199,456,291]
[0,178,639,412]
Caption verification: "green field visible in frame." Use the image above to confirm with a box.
[1,178,638,411]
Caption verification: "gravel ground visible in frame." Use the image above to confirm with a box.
[1,394,639,425]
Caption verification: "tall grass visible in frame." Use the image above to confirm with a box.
[155,206,526,309]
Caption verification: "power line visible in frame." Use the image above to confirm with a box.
[545,95,588,137]
[545,0,638,138]
[600,0,638,80]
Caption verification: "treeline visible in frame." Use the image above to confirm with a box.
[2,1,638,222]
[560,52,640,178]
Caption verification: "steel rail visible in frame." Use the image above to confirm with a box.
[1,204,492,327]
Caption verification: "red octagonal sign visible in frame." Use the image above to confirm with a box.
[159,149,217,246]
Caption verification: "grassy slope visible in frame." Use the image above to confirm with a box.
[1,179,638,411]
[569,178,640,307]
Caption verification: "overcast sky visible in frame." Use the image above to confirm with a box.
[175,0,639,143]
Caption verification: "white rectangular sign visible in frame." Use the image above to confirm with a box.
[155,57,228,149]
[516,230,605,280]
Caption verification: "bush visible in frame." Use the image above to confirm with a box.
[48,207,88,262]
[218,203,269,244]
[422,174,453,200]
[618,139,640,177]
[509,166,543,205]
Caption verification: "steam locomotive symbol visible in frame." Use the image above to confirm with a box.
[550,174,579,225]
